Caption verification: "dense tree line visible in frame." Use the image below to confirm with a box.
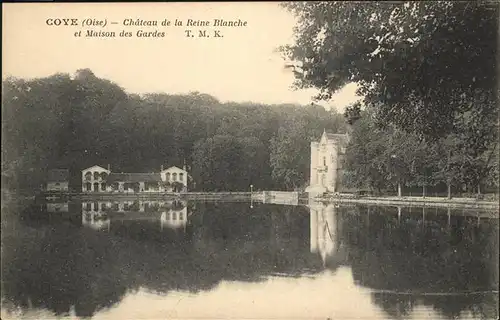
[3,2,498,196]
[282,1,499,197]
[343,107,498,197]
[2,69,347,192]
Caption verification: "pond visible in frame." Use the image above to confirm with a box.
[1,199,498,319]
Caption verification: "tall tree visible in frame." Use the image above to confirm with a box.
[281,1,498,139]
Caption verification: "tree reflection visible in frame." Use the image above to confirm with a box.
[2,201,324,318]
[2,202,498,319]
[341,205,499,320]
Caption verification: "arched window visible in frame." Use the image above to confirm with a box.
[172,173,177,181]
[179,173,184,182]
[93,172,100,180]
[101,183,106,191]
[93,183,99,192]
[166,173,171,181]
[172,212,177,220]
[85,172,92,181]
[86,182,92,191]
[101,172,108,180]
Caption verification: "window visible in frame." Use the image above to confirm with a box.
[85,172,92,181]
[101,183,106,191]
[166,173,171,181]
[93,183,99,192]
[172,173,177,181]
[55,183,60,186]
[93,172,100,180]
[323,157,326,166]
[179,173,184,182]
[85,202,91,211]
[172,212,177,220]
[86,183,92,191]
[101,172,108,180]
[179,213,184,220]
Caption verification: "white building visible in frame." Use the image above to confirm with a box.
[81,165,110,192]
[160,165,189,192]
[305,130,349,195]
[81,164,191,193]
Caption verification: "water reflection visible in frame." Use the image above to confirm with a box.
[1,200,498,320]
[309,203,351,271]
[80,200,188,232]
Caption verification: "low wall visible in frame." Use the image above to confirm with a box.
[51,191,253,202]
[317,195,499,211]
[259,191,299,205]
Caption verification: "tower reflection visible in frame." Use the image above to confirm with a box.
[308,203,345,267]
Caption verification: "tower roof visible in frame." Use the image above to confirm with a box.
[320,131,350,146]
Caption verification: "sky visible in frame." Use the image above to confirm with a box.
[2,2,362,112]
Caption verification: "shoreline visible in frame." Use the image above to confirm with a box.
[313,195,499,210]
[8,189,500,211]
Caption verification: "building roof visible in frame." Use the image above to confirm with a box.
[82,165,110,173]
[107,173,162,183]
[325,132,350,146]
[47,169,69,182]
[160,166,187,173]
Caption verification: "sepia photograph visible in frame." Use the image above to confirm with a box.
[1,2,499,319]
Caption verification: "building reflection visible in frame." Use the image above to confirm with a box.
[81,200,189,232]
[3,201,498,320]
[308,203,347,268]
[160,207,188,231]
[46,202,69,213]
[340,205,499,320]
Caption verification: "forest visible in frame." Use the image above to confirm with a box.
[1,69,347,193]
[281,1,498,197]
[2,67,497,196]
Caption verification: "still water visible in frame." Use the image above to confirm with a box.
[1,199,498,320]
